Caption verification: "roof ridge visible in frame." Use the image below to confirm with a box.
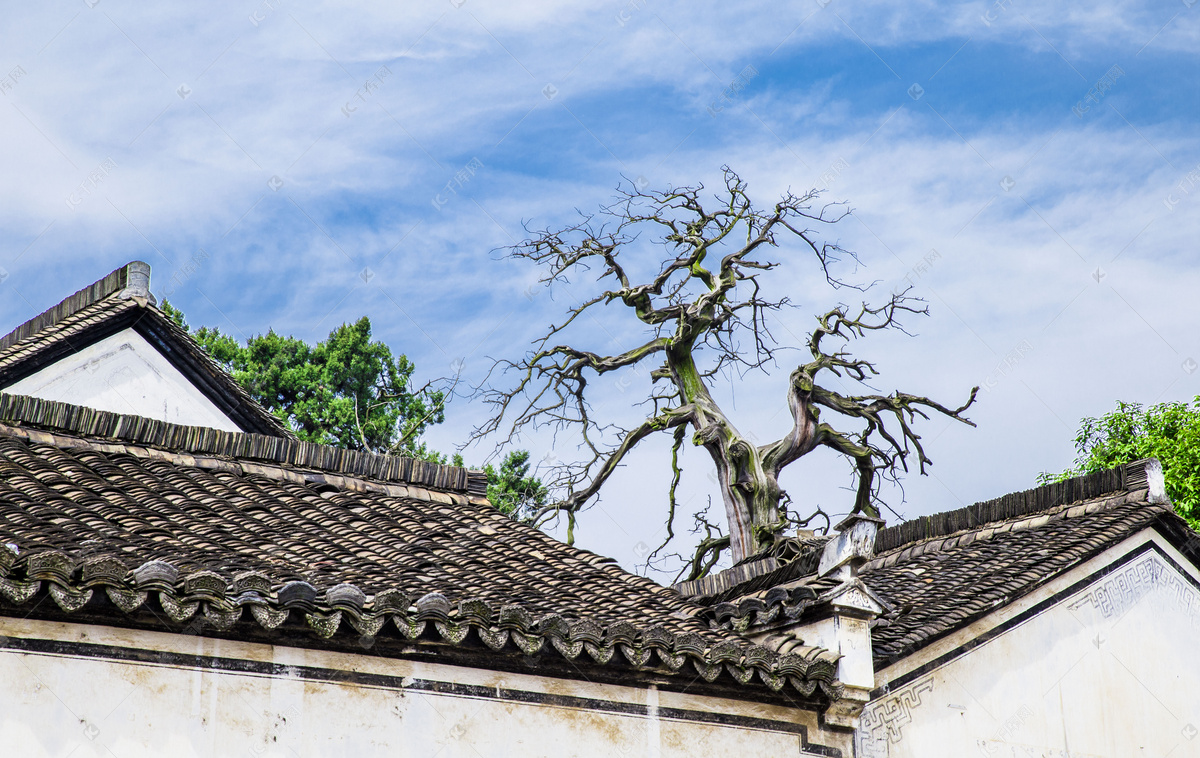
[0,261,147,353]
[874,459,1164,555]
[0,392,487,496]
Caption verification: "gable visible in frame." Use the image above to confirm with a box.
[4,328,241,431]
[859,529,1200,757]
[0,261,289,437]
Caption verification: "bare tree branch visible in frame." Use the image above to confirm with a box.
[473,167,977,572]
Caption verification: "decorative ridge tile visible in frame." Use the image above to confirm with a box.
[0,548,842,701]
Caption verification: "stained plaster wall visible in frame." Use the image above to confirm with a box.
[856,529,1200,757]
[5,329,241,432]
[0,615,850,758]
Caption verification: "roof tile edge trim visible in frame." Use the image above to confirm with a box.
[0,262,133,352]
[0,547,844,701]
[0,392,486,496]
[873,459,1163,555]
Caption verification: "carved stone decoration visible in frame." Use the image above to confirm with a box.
[203,603,242,631]
[105,586,148,613]
[550,635,584,660]
[392,615,427,640]
[347,614,386,639]
[584,643,615,665]
[305,611,343,638]
[250,605,289,629]
[0,577,39,604]
[159,591,199,622]
[475,627,509,651]
[49,583,92,612]
[434,621,470,645]
[81,556,129,585]
[619,644,652,668]
[510,630,544,655]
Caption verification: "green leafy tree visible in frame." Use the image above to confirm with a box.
[162,301,445,459]
[162,302,547,515]
[1042,397,1200,529]
[484,450,549,519]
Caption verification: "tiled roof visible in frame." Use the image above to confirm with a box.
[673,459,1194,669]
[0,394,841,700]
[864,460,1182,667]
[0,262,291,438]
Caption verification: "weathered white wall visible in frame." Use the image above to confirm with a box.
[0,616,848,758]
[5,329,241,431]
[858,530,1200,757]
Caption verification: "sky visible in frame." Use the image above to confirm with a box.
[1,0,1198,582]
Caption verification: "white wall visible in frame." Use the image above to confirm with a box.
[857,530,1200,757]
[5,329,241,431]
[0,615,849,758]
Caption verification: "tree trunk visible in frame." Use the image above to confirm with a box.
[670,342,783,563]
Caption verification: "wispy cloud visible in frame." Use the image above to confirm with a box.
[1,0,1197,578]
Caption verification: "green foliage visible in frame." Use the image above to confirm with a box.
[162,301,547,517]
[1042,398,1200,529]
[162,301,445,459]
[484,450,548,520]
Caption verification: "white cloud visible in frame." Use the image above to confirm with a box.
[1,0,1197,580]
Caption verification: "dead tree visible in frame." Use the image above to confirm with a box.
[473,168,977,576]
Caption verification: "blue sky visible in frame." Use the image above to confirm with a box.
[2,1,1198,580]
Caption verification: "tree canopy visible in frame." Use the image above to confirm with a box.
[162,302,446,460]
[484,450,549,520]
[1042,397,1200,530]
[162,302,546,515]
[473,167,977,577]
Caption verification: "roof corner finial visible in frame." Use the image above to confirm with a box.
[119,261,156,305]
[817,513,885,579]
